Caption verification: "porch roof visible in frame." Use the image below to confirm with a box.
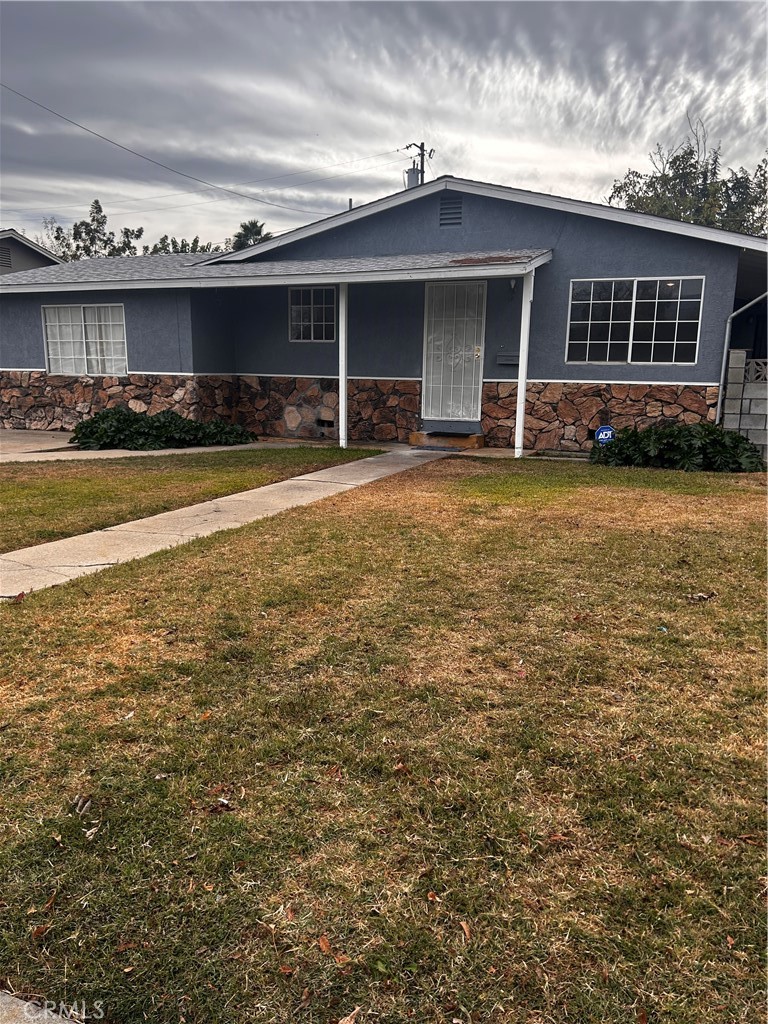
[0,248,552,294]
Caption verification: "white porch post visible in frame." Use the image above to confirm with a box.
[338,282,348,448]
[514,270,535,458]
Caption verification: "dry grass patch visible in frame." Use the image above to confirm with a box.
[0,457,764,1023]
[0,445,377,552]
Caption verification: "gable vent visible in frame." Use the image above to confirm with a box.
[0,246,11,268]
[439,195,463,227]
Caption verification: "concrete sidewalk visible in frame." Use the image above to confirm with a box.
[0,449,447,597]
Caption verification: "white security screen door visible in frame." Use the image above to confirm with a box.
[422,282,487,421]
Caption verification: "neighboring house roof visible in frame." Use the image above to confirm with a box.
[208,175,768,264]
[0,228,63,264]
[0,249,553,293]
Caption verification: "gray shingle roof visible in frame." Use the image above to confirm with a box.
[0,249,551,290]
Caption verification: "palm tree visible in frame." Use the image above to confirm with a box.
[227,219,274,251]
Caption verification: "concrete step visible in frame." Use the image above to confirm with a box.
[409,431,485,450]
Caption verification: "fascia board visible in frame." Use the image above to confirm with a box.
[0,258,550,295]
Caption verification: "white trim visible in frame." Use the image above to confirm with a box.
[485,378,719,386]
[514,271,535,458]
[208,176,767,263]
[288,285,336,344]
[41,302,127,376]
[564,275,705,368]
[338,283,348,448]
[0,228,63,264]
[0,253,552,295]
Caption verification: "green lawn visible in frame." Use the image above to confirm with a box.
[0,446,377,553]
[0,458,764,1023]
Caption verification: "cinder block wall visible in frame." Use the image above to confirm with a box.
[722,349,767,459]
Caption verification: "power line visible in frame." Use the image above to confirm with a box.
[101,156,410,219]
[2,148,406,214]
[0,81,330,216]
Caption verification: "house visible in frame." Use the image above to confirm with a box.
[0,228,62,276]
[1,176,766,453]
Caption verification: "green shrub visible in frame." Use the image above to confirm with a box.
[70,407,256,451]
[590,421,765,473]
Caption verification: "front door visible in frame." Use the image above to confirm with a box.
[422,282,487,422]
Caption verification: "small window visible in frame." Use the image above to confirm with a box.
[289,287,335,342]
[566,277,703,364]
[439,195,463,227]
[42,304,127,375]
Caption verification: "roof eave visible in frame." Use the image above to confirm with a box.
[205,175,767,265]
[0,253,551,294]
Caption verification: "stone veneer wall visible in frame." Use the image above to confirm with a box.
[482,381,719,450]
[0,371,422,443]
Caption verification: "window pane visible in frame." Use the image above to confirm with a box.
[588,342,609,361]
[570,302,591,322]
[652,343,675,362]
[632,342,652,361]
[593,281,613,301]
[589,321,609,342]
[676,321,698,342]
[609,322,630,341]
[592,302,611,321]
[608,343,629,362]
[675,343,697,363]
[656,300,678,321]
[637,280,658,300]
[567,342,588,361]
[572,282,592,301]
[569,321,588,342]
[680,279,702,299]
[612,301,632,321]
[635,301,656,321]
[633,321,653,341]
[654,321,676,342]
[678,300,700,321]
[613,280,633,301]
[659,280,680,300]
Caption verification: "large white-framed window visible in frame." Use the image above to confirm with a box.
[289,287,336,342]
[42,304,127,375]
[566,277,704,365]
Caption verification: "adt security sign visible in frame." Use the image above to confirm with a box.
[595,425,616,446]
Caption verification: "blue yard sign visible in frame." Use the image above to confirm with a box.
[595,425,616,445]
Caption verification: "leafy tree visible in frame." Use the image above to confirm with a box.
[142,235,221,255]
[38,200,144,261]
[608,119,766,237]
[226,219,274,251]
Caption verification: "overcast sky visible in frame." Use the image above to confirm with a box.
[0,0,765,248]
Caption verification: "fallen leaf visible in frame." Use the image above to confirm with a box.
[200,711,212,721]
[334,952,351,965]
[116,942,138,953]
[299,987,311,1009]
[318,934,332,955]
[427,891,440,902]
[123,967,135,974]
[548,833,569,843]
[637,1010,647,1024]
[13,591,25,602]
[285,906,295,922]
[278,965,294,975]
[337,1008,361,1024]
[726,935,735,948]
[459,921,471,943]
[31,924,50,939]
[42,892,56,913]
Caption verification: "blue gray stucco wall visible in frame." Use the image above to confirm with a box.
[0,289,194,373]
[244,190,739,384]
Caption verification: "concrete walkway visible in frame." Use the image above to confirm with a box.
[0,449,447,597]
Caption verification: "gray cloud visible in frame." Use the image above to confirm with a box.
[1,1,764,246]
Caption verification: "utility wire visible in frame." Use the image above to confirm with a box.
[104,156,410,218]
[0,81,330,216]
[3,147,405,214]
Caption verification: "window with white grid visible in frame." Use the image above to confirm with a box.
[289,288,335,342]
[42,304,127,375]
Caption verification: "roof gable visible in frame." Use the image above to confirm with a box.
[0,228,63,264]
[206,175,767,264]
